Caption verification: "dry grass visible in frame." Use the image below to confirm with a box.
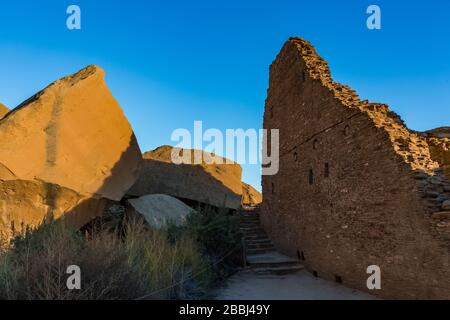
[0,216,213,300]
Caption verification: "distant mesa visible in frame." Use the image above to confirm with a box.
[127,145,261,210]
[0,65,142,238]
[128,194,195,228]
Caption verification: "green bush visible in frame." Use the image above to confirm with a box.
[166,205,244,282]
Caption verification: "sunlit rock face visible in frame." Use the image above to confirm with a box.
[0,65,142,238]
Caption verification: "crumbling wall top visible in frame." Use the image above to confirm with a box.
[276,37,443,176]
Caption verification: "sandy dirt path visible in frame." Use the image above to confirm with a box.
[214,270,376,300]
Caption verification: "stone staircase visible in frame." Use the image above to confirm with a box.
[240,210,304,275]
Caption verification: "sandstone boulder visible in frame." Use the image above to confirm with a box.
[128,146,244,209]
[0,65,142,237]
[0,103,9,119]
[241,183,262,207]
[128,194,194,228]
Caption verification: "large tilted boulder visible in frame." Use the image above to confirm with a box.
[0,103,9,119]
[0,65,142,237]
[128,146,244,209]
[128,194,195,228]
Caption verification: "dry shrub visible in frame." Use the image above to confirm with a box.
[0,216,212,300]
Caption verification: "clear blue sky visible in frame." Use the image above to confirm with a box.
[0,0,449,191]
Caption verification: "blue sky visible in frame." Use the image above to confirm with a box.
[0,0,449,191]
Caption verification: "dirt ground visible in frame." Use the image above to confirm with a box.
[214,270,377,300]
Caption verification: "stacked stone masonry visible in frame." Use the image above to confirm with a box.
[260,37,450,299]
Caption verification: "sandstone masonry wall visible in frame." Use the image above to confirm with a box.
[260,37,450,299]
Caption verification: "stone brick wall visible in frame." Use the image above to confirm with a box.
[426,135,450,178]
[260,37,450,299]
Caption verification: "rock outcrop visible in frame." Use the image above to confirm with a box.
[0,103,8,119]
[261,37,450,299]
[128,146,244,209]
[241,183,262,207]
[128,194,194,228]
[0,65,142,238]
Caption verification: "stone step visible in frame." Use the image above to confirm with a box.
[245,243,275,250]
[242,229,267,234]
[252,264,304,276]
[246,245,273,252]
[241,213,260,217]
[240,217,260,221]
[244,234,269,241]
[246,247,277,255]
[241,221,260,225]
[245,241,273,247]
[239,223,264,231]
[246,252,300,269]
[243,233,268,239]
[240,226,266,232]
[240,219,260,224]
[245,239,273,245]
[239,223,261,229]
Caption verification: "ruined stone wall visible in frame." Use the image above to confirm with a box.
[425,131,450,179]
[260,37,450,299]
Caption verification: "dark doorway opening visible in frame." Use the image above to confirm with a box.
[297,250,305,261]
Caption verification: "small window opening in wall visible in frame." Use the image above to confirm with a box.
[312,270,318,277]
[313,139,319,150]
[309,169,314,185]
[270,106,274,119]
[334,275,343,284]
[271,182,275,194]
[293,151,298,162]
[324,163,329,178]
[344,125,350,136]
[302,71,306,82]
